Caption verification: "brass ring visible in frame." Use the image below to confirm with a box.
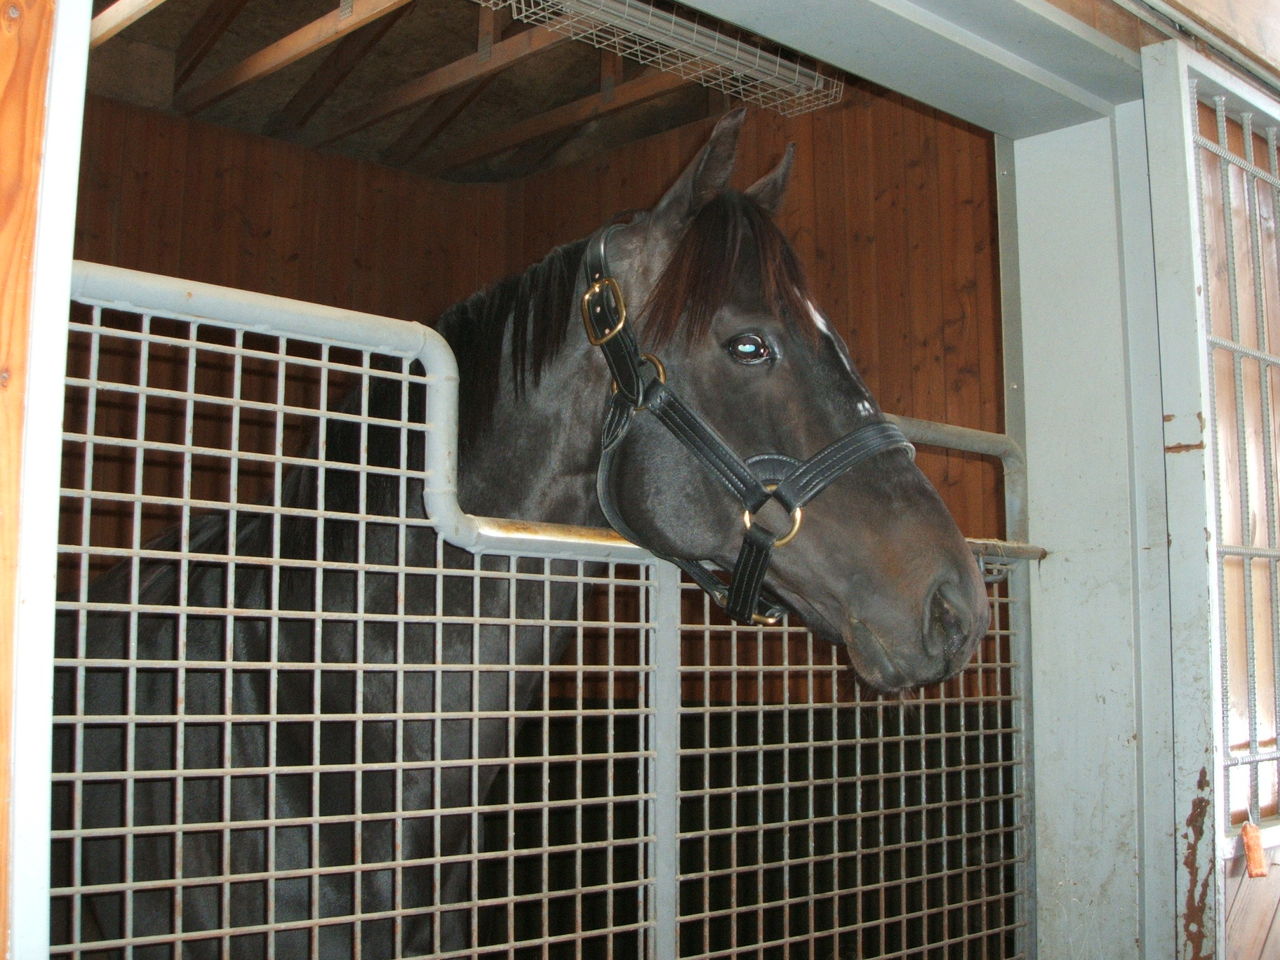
[742,484,803,547]
[581,277,627,345]
[610,354,666,403]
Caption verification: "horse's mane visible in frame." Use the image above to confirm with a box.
[435,190,816,446]
[435,237,588,446]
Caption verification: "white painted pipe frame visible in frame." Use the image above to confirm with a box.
[69,260,1037,562]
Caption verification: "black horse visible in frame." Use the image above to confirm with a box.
[54,109,987,958]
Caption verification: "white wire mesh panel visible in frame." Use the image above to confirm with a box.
[1192,89,1280,829]
[51,300,655,959]
[52,273,1030,959]
[674,561,1027,959]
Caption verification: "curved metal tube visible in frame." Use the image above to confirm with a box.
[69,262,1036,562]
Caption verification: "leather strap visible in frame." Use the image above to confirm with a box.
[582,226,913,626]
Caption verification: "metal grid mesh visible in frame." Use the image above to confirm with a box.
[52,301,654,959]
[52,281,1028,958]
[471,0,843,116]
[674,563,1026,959]
[1192,88,1280,827]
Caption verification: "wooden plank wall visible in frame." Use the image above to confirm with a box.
[511,84,1004,539]
[75,87,1002,540]
[75,96,513,325]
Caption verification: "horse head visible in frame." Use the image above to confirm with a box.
[585,109,989,691]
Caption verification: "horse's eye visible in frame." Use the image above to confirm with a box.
[726,334,772,365]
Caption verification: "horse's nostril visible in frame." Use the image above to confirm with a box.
[925,578,971,659]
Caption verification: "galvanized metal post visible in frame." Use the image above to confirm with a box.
[649,560,682,959]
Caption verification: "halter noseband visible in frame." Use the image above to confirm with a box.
[583,224,913,626]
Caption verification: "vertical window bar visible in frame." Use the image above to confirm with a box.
[68,307,104,960]
[1269,128,1280,807]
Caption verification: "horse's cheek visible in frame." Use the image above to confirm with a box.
[615,432,730,559]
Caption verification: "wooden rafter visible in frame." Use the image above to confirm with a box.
[379,77,495,167]
[475,3,511,59]
[175,0,413,115]
[263,4,412,137]
[312,21,568,146]
[174,0,253,91]
[90,0,171,47]
[378,6,503,166]
[599,50,624,102]
[424,69,687,177]
[508,50,624,171]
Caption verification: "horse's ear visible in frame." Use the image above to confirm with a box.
[745,143,795,215]
[651,107,746,228]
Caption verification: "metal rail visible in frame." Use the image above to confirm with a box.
[70,261,1042,562]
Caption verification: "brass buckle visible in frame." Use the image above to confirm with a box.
[581,276,627,346]
[742,484,803,547]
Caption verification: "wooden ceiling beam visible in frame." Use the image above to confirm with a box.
[377,6,504,166]
[514,50,623,169]
[425,69,687,177]
[263,3,412,138]
[599,50,624,101]
[174,0,253,91]
[476,3,510,58]
[175,0,413,115]
[90,0,171,47]
[378,77,495,167]
[313,21,569,146]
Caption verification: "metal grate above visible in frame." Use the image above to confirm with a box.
[471,0,844,116]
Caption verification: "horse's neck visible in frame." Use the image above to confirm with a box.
[456,358,608,528]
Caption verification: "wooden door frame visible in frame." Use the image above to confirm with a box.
[1,0,88,953]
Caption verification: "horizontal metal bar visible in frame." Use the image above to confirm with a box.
[1193,133,1280,191]
[1207,334,1280,368]
[968,538,1048,561]
[53,800,657,844]
[674,693,1021,711]
[671,809,1026,839]
[52,843,656,895]
[678,874,1024,914]
[887,413,1035,546]
[1217,543,1280,560]
[65,319,429,379]
[678,783,1026,811]
[72,262,1043,566]
[671,920,1028,960]
[71,262,436,358]
[51,908,652,956]
[1224,748,1280,767]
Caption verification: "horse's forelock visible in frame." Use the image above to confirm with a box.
[643,191,819,348]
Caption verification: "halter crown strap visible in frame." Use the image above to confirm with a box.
[583,226,913,626]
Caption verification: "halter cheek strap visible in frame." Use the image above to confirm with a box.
[583,225,914,626]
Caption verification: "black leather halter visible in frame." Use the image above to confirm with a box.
[583,224,914,625]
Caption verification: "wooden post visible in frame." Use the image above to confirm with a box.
[0,0,59,945]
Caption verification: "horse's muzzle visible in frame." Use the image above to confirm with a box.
[923,574,987,663]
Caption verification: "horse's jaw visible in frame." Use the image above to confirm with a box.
[782,599,909,692]
[776,569,988,693]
